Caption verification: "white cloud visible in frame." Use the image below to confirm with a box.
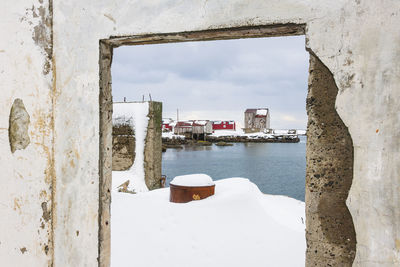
[112,35,309,129]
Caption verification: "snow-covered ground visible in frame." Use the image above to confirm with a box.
[162,129,305,140]
[210,129,298,140]
[111,177,305,267]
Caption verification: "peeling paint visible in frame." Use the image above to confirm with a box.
[31,4,52,75]
[41,202,50,222]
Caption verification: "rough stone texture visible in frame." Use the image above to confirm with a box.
[112,124,135,171]
[144,101,163,190]
[112,133,135,171]
[99,41,113,267]
[9,99,31,153]
[306,54,356,266]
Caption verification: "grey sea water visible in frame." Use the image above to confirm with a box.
[162,136,306,201]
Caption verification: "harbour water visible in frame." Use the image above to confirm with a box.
[162,136,306,201]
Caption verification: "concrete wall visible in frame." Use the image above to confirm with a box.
[306,54,356,266]
[0,0,54,266]
[144,101,163,190]
[112,101,162,189]
[1,0,399,266]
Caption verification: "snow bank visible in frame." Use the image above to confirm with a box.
[211,129,244,137]
[162,131,185,139]
[170,174,215,186]
[112,102,149,193]
[111,177,305,267]
[211,129,301,139]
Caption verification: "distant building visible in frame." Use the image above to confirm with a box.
[162,118,174,132]
[174,121,193,136]
[212,120,236,131]
[192,120,213,135]
[244,108,270,133]
[174,120,213,139]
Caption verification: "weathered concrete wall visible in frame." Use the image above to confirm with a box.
[0,0,54,266]
[306,2,400,265]
[111,101,162,186]
[112,125,135,171]
[144,101,163,190]
[306,54,356,266]
[2,0,400,266]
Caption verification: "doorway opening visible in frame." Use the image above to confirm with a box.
[99,25,356,267]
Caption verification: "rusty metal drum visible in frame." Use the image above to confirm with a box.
[169,174,215,203]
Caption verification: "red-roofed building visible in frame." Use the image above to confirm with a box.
[212,121,236,131]
[174,121,193,136]
[162,118,174,132]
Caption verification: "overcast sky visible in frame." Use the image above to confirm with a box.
[112,36,308,129]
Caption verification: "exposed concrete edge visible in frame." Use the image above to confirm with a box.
[102,24,305,47]
[305,51,357,266]
[98,40,113,267]
[98,23,317,267]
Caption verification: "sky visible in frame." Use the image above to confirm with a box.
[112,36,309,129]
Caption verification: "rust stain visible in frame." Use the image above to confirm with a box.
[396,239,400,250]
[376,129,379,133]
[13,198,21,212]
[74,147,80,160]
[69,159,75,168]
[40,190,47,199]
[20,247,27,254]
[192,194,201,200]
[13,170,24,180]
[26,56,32,66]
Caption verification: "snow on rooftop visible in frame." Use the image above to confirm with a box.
[171,174,214,187]
[162,118,173,124]
[111,177,305,267]
[256,109,268,116]
[193,120,208,126]
[211,129,244,137]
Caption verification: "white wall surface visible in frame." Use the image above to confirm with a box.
[1,0,399,266]
[0,0,53,266]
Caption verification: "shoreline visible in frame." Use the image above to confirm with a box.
[162,135,301,149]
